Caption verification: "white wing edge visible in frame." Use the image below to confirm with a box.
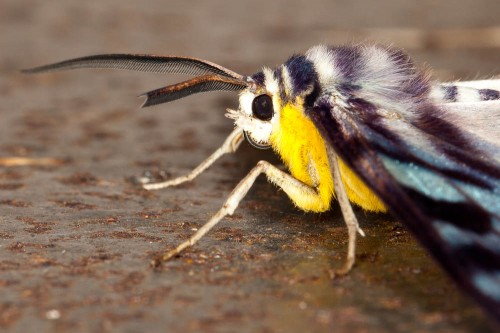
[439,100,500,149]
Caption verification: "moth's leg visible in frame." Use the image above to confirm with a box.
[143,128,244,190]
[152,160,322,267]
[326,145,365,277]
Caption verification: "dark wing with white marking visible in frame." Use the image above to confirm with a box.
[308,86,500,322]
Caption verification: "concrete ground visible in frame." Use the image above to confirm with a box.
[1,1,499,332]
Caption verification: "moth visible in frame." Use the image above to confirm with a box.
[24,44,500,322]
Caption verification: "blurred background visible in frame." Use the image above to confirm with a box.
[1,1,499,332]
[2,0,500,77]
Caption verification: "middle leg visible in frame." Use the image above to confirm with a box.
[152,160,325,266]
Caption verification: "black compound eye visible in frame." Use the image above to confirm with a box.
[252,94,274,121]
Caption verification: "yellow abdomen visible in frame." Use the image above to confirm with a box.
[269,103,387,213]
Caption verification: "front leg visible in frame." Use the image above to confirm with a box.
[153,160,334,266]
[143,128,244,190]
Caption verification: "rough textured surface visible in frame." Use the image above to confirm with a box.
[1,1,499,332]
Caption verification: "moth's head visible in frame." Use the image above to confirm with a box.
[232,55,319,149]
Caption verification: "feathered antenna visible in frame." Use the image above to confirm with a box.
[22,54,250,106]
[140,75,248,107]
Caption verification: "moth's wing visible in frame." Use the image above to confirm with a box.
[438,100,500,147]
[430,79,500,103]
[444,79,500,90]
[308,95,500,321]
